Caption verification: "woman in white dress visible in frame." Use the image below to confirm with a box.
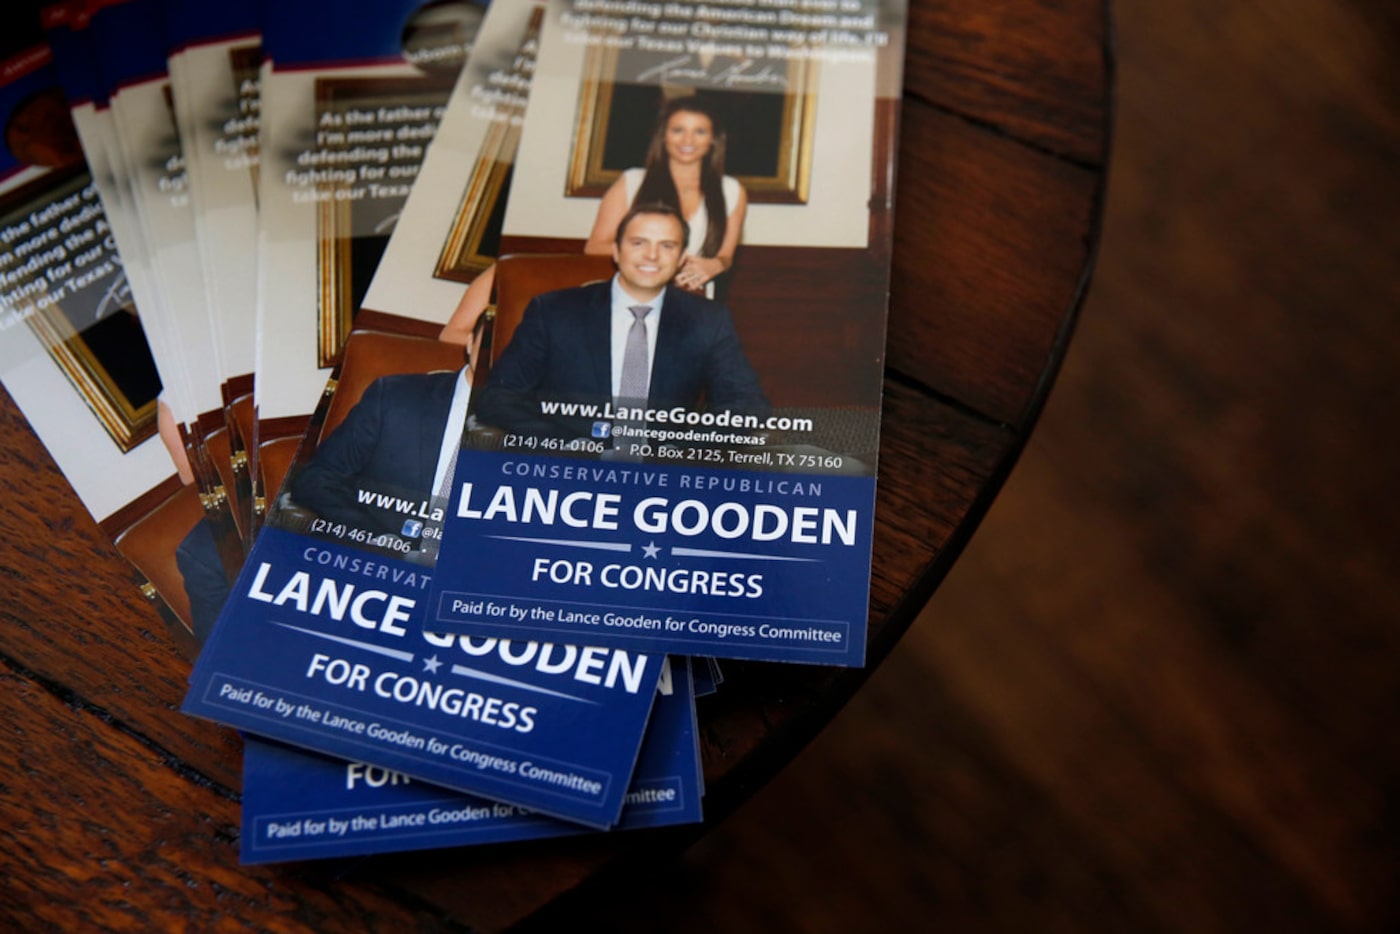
[582,96,747,294]
[439,97,748,343]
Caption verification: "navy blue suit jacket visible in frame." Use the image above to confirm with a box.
[290,370,458,533]
[177,517,231,646]
[477,281,769,440]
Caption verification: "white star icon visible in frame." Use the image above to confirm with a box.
[422,655,443,674]
[642,541,661,559]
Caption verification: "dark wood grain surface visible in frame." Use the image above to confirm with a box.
[528,1,1400,930]
[0,2,1109,929]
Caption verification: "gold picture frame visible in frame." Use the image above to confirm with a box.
[1,169,159,452]
[565,45,819,204]
[25,301,158,453]
[316,196,355,369]
[434,5,543,284]
[313,73,457,367]
[433,119,519,284]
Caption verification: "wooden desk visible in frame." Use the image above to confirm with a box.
[0,2,1110,928]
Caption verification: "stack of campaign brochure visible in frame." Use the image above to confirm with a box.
[0,0,907,864]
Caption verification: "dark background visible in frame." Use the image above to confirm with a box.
[545,0,1400,928]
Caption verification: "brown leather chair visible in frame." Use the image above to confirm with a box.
[227,392,261,527]
[490,253,616,363]
[229,392,255,454]
[319,329,469,444]
[202,426,246,541]
[258,435,303,502]
[113,483,207,635]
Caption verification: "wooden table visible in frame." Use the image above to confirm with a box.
[0,3,1110,928]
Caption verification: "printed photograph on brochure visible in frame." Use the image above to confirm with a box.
[423,0,907,666]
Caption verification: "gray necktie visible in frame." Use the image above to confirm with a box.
[615,305,651,456]
[618,304,651,405]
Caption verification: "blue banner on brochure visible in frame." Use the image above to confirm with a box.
[184,527,660,829]
[428,456,873,665]
[240,658,700,864]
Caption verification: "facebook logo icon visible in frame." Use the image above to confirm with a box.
[401,519,423,538]
[591,421,612,439]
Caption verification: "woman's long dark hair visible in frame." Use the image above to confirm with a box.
[634,97,728,258]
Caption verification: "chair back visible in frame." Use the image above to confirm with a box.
[228,392,255,453]
[113,483,207,633]
[258,435,303,501]
[202,426,245,540]
[320,330,468,444]
[491,253,615,363]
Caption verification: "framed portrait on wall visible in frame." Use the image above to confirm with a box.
[432,4,543,285]
[565,44,818,204]
[312,73,457,367]
[431,120,516,284]
[0,165,160,453]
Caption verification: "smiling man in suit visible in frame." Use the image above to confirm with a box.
[476,202,769,445]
